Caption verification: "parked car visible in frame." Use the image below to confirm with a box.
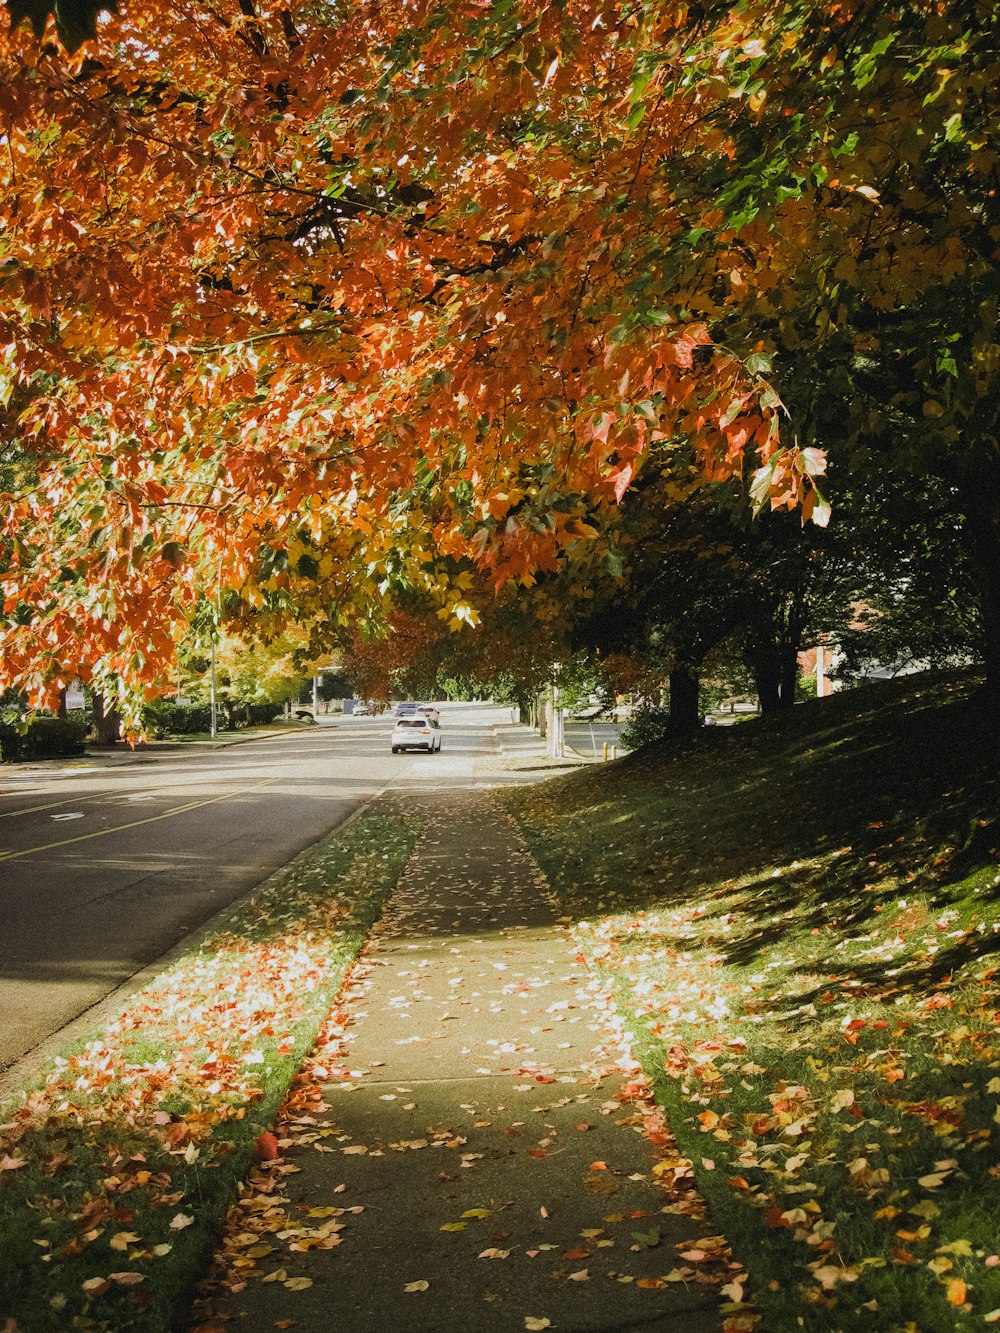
[394,701,418,717]
[391,717,441,753]
[416,704,440,722]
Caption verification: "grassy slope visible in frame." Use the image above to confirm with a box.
[503,670,1000,1332]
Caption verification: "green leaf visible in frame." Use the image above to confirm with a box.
[160,542,186,568]
[630,1227,662,1249]
[745,351,774,377]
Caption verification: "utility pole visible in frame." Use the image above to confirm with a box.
[210,637,218,737]
[546,679,564,758]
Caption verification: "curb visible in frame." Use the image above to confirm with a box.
[0,784,390,1106]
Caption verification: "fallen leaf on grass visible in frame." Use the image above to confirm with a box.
[946,1278,967,1307]
[524,1319,552,1330]
[404,1280,430,1292]
[0,1155,26,1171]
[170,1213,195,1230]
[256,1132,280,1161]
[284,1277,313,1291]
[109,1272,145,1286]
[110,1231,141,1251]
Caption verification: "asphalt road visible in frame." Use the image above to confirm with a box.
[0,704,507,1079]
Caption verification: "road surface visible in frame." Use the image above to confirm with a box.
[0,704,507,1078]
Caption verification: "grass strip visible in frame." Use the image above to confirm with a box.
[0,809,420,1333]
[502,670,1000,1331]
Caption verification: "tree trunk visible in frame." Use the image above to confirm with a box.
[958,454,1000,713]
[744,591,807,713]
[91,691,120,745]
[750,641,783,714]
[778,642,800,707]
[669,664,700,734]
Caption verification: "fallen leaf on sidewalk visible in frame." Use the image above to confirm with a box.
[256,1132,280,1161]
[404,1280,430,1292]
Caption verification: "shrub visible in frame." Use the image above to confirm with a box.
[142,699,214,736]
[0,715,88,762]
[243,702,283,726]
[619,704,673,751]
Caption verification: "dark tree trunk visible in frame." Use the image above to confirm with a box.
[778,648,800,707]
[958,454,1000,713]
[56,687,67,719]
[744,590,807,713]
[91,691,120,745]
[750,640,783,714]
[669,664,700,734]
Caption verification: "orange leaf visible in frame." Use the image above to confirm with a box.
[947,1279,967,1307]
[256,1132,280,1161]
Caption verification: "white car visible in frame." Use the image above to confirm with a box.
[391,717,441,753]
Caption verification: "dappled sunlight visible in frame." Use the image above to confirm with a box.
[504,673,1000,1326]
[0,814,420,1325]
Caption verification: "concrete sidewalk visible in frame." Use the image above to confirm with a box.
[491,721,593,771]
[194,791,730,1332]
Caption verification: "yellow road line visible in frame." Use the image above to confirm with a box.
[0,783,205,820]
[0,779,280,864]
[0,797,97,819]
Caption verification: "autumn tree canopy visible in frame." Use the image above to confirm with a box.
[1,0,997,727]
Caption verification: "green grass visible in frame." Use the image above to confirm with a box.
[502,670,1000,1331]
[0,809,420,1333]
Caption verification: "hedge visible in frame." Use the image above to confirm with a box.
[0,715,88,762]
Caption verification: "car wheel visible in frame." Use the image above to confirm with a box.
[391,746,399,754]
